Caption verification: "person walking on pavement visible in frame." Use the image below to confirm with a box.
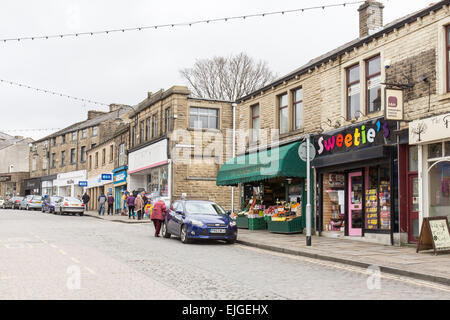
[98,192,107,216]
[82,192,90,210]
[126,192,136,219]
[151,198,167,237]
[134,194,144,220]
[107,193,114,215]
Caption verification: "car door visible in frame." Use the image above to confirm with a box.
[166,201,179,235]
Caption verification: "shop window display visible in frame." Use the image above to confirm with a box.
[323,173,345,231]
[428,161,450,220]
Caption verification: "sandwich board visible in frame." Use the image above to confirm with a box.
[416,216,450,255]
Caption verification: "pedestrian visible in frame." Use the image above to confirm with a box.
[151,198,167,237]
[82,192,90,210]
[134,194,144,220]
[98,192,107,216]
[142,192,148,206]
[107,193,114,215]
[126,192,136,219]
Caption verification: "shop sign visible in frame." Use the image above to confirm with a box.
[128,139,168,174]
[314,118,395,157]
[0,176,11,182]
[385,88,404,120]
[409,112,450,144]
[101,174,112,181]
[113,171,127,184]
[78,181,88,187]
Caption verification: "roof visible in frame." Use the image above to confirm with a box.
[238,0,450,103]
[35,108,129,143]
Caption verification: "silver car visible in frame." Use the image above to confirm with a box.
[54,197,85,216]
[19,195,43,210]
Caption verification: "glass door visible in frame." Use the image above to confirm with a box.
[408,175,419,242]
[348,171,363,236]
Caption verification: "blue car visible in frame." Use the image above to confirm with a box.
[42,196,62,213]
[161,200,237,244]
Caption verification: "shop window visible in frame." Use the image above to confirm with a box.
[323,173,345,232]
[346,64,360,120]
[428,161,450,220]
[409,145,418,172]
[445,141,450,157]
[292,88,303,130]
[365,168,378,229]
[379,167,391,230]
[278,94,288,134]
[428,143,443,159]
[366,56,381,114]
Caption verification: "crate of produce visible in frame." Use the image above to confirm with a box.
[268,216,304,234]
[248,217,267,230]
[236,215,249,229]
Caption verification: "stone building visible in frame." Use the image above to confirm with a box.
[0,134,33,198]
[127,86,239,210]
[220,0,450,245]
[28,105,130,198]
[86,124,129,213]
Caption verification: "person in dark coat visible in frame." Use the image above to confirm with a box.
[126,193,136,219]
[82,192,90,210]
[151,199,167,237]
[107,194,114,215]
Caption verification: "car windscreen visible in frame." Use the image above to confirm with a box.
[185,202,226,215]
[66,197,81,203]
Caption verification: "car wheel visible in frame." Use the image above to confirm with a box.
[79,212,84,216]
[26,205,29,211]
[161,222,171,238]
[226,239,236,244]
[180,225,191,244]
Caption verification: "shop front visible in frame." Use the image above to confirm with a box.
[113,166,128,214]
[53,170,86,198]
[24,178,41,196]
[128,139,170,198]
[217,141,311,234]
[313,117,399,245]
[41,174,57,196]
[86,173,114,211]
[409,113,450,231]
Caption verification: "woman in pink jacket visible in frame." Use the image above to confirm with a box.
[151,199,167,237]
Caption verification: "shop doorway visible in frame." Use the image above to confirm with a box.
[348,171,363,236]
[407,175,419,242]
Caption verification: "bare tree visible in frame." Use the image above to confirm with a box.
[180,52,277,101]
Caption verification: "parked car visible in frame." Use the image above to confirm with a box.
[161,200,237,244]
[3,196,24,209]
[54,197,85,216]
[42,196,62,213]
[19,195,43,210]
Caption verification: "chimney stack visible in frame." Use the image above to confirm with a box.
[358,0,384,38]
[87,110,107,120]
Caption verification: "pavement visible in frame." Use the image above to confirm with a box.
[84,210,450,286]
[236,229,450,286]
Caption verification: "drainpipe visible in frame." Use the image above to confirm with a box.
[231,102,237,212]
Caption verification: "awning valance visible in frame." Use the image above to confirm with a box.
[216,142,306,186]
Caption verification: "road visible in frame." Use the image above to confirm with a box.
[1,208,449,300]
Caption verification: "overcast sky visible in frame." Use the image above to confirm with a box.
[0,0,436,140]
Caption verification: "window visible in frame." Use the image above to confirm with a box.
[278,93,288,134]
[81,129,87,139]
[429,143,443,159]
[92,126,98,136]
[189,107,218,129]
[71,131,77,141]
[61,151,66,166]
[366,56,381,114]
[165,107,172,132]
[152,115,158,138]
[132,125,137,147]
[347,64,360,119]
[119,143,125,166]
[292,88,303,130]
[409,145,418,172]
[91,143,97,149]
[32,158,37,171]
[447,26,450,93]
[146,118,151,141]
[89,155,92,170]
[43,156,48,170]
[95,152,99,168]
[70,148,76,164]
[102,148,106,165]
[140,120,145,144]
[51,153,56,168]
[251,104,260,142]
[61,134,66,144]
[80,146,86,162]
[109,145,114,162]
[52,137,56,146]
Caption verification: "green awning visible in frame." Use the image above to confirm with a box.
[216,142,306,186]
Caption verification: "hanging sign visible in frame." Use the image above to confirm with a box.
[385,88,404,121]
[416,217,450,255]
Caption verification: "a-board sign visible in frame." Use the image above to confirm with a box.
[416,216,450,255]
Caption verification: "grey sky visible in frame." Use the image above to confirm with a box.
[0,0,435,140]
